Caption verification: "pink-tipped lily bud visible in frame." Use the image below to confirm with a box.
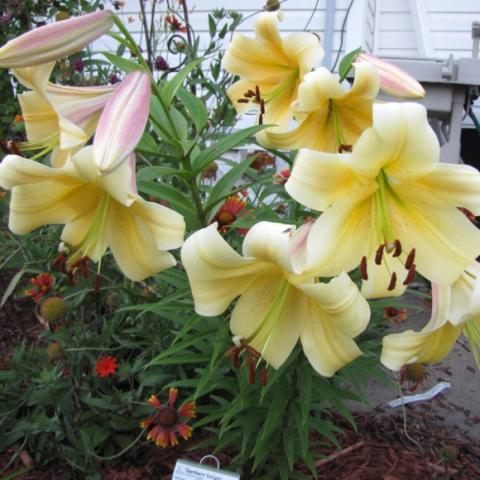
[93,70,151,174]
[0,10,114,69]
[357,52,425,99]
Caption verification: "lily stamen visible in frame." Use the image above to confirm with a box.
[392,239,402,257]
[387,272,397,291]
[403,264,416,285]
[405,248,416,270]
[360,256,368,280]
[375,244,384,265]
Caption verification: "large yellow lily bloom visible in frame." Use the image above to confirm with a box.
[0,147,185,281]
[222,12,323,130]
[13,63,115,167]
[381,262,480,369]
[181,222,370,377]
[285,103,480,298]
[258,62,380,152]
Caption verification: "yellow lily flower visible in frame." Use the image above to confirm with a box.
[222,11,323,130]
[258,62,380,152]
[0,147,185,281]
[181,222,370,377]
[13,63,115,167]
[285,103,480,298]
[381,262,480,369]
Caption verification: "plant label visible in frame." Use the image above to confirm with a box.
[173,459,240,480]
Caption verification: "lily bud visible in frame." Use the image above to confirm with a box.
[0,10,114,68]
[93,70,151,174]
[357,53,425,99]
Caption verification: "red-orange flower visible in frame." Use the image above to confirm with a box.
[383,307,407,323]
[95,355,118,377]
[213,195,247,233]
[165,15,187,33]
[25,272,54,302]
[273,168,290,184]
[141,387,195,448]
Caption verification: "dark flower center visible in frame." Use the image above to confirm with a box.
[156,407,178,428]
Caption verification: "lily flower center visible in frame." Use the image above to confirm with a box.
[360,170,417,289]
[67,191,111,270]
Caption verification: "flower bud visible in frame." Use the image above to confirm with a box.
[46,342,63,361]
[357,53,425,99]
[40,296,68,324]
[0,10,114,68]
[94,70,151,174]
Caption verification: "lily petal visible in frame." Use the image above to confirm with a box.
[415,163,480,215]
[299,273,370,376]
[242,221,294,273]
[181,224,268,316]
[389,183,480,286]
[285,149,358,211]
[230,277,305,369]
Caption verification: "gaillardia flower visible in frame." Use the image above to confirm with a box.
[285,103,480,298]
[25,272,54,302]
[381,262,480,369]
[181,222,370,377]
[258,62,380,152]
[0,146,185,281]
[222,11,323,130]
[0,10,114,68]
[13,63,115,167]
[141,388,195,448]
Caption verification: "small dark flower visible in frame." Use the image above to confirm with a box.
[154,56,169,71]
[109,73,120,84]
[73,59,85,72]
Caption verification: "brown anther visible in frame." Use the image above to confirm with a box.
[392,239,402,257]
[375,244,384,265]
[387,272,397,291]
[260,99,265,114]
[246,89,255,97]
[93,274,101,294]
[405,248,416,270]
[259,114,263,125]
[237,98,249,103]
[338,144,353,153]
[255,85,261,102]
[360,256,368,280]
[53,253,68,274]
[246,352,256,384]
[260,367,268,386]
[403,264,416,286]
[224,345,241,369]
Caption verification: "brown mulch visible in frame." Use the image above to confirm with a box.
[0,268,41,369]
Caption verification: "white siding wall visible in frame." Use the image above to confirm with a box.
[375,0,480,58]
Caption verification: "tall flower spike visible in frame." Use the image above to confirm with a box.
[12,64,115,167]
[222,11,323,131]
[94,70,151,174]
[181,222,370,377]
[381,262,480,370]
[0,11,115,68]
[0,147,185,281]
[285,102,480,298]
[357,52,425,99]
[257,62,380,153]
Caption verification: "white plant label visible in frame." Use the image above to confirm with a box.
[173,459,240,480]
